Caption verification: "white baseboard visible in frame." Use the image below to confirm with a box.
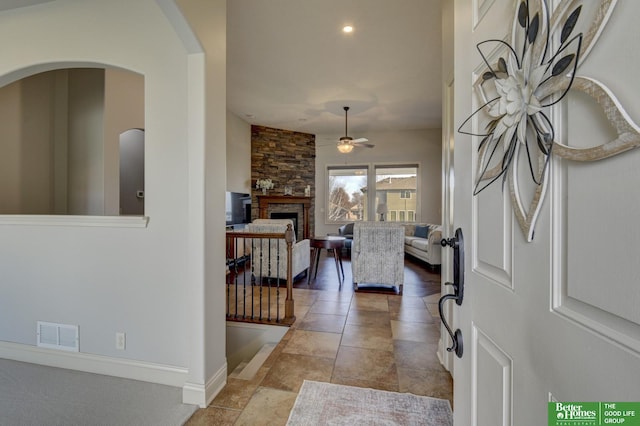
[182,364,227,408]
[0,341,188,388]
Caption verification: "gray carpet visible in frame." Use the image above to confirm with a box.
[0,358,198,426]
[287,380,453,426]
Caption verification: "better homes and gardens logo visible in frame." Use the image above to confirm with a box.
[551,403,597,425]
[549,402,640,426]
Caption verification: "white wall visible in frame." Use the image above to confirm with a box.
[0,81,21,212]
[175,0,228,401]
[104,68,145,215]
[315,128,442,236]
[67,68,105,215]
[226,111,251,193]
[0,0,222,405]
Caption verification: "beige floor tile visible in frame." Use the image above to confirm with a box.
[309,300,351,315]
[426,303,440,318]
[330,375,399,392]
[340,324,394,352]
[297,312,346,333]
[388,295,428,310]
[210,377,261,410]
[332,346,398,388]
[283,329,342,358]
[391,320,440,343]
[423,293,442,304]
[292,288,320,306]
[261,352,335,392]
[346,309,391,328]
[350,294,390,312]
[290,304,311,326]
[394,340,443,371]
[185,406,241,425]
[233,387,298,426]
[315,290,354,303]
[397,367,453,404]
[389,306,436,323]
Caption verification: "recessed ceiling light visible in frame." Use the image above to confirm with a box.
[342,25,353,33]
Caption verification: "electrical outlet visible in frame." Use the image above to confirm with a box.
[116,332,126,350]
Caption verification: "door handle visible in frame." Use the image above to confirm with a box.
[441,228,464,305]
[438,294,463,358]
[438,228,465,358]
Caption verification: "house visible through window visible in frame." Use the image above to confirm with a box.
[375,165,418,222]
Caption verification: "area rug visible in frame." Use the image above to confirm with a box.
[287,380,453,426]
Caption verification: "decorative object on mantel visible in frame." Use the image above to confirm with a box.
[459,0,640,242]
[256,178,274,195]
[283,185,293,196]
[304,185,311,197]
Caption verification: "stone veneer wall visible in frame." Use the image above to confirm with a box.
[251,125,315,237]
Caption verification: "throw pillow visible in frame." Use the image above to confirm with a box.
[414,225,429,238]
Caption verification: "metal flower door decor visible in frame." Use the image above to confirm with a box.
[459,0,640,241]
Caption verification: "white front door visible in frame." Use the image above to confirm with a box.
[450,1,640,425]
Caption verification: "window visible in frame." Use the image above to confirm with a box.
[327,166,368,222]
[326,164,419,224]
[375,165,418,223]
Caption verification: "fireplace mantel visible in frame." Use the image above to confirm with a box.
[258,196,311,239]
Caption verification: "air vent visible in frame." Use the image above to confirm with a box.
[37,321,79,352]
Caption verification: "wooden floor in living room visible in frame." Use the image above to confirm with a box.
[187,254,451,425]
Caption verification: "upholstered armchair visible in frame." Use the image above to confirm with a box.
[246,219,310,282]
[351,222,405,293]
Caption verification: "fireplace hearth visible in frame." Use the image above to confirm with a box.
[257,195,311,240]
[270,212,298,237]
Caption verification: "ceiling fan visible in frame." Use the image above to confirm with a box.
[337,106,374,153]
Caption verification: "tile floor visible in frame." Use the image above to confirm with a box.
[186,255,452,425]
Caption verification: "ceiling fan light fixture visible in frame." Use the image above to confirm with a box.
[337,142,354,153]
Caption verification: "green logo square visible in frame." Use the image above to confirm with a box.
[549,402,640,426]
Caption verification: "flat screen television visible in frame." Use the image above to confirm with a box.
[225,192,251,226]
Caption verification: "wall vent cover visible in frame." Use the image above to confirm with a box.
[36,321,79,352]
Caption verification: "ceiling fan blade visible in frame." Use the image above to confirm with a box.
[353,142,375,148]
[352,137,368,143]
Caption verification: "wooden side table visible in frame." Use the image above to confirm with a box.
[308,236,346,287]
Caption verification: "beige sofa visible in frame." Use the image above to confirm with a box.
[401,223,442,269]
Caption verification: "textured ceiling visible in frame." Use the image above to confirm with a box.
[227,0,443,135]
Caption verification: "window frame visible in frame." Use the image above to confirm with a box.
[325,165,370,224]
[326,162,420,225]
[374,164,419,223]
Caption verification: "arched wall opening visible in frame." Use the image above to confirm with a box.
[0,64,144,216]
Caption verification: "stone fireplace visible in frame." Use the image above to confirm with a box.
[251,125,315,237]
